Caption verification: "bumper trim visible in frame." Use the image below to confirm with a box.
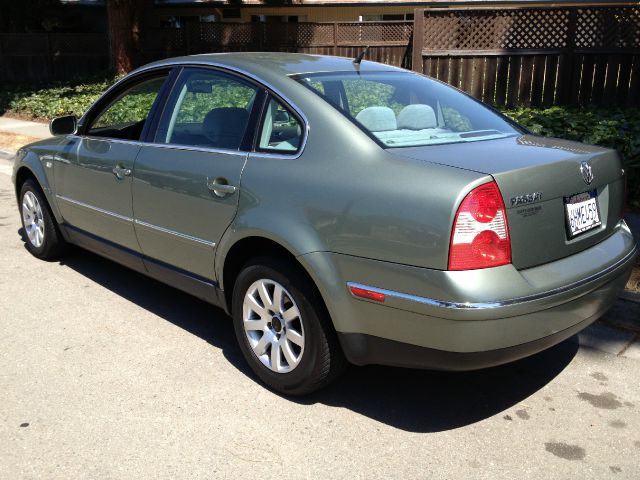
[347,244,637,311]
[338,312,595,370]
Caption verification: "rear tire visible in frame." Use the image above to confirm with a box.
[19,179,67,260]
[232,257,346,395]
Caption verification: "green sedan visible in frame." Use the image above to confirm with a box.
[12,53,637,395]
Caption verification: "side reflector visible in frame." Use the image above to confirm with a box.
[349,285,385,302]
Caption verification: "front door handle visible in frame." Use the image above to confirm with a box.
[207,177,237,198]
[112,165,132,180]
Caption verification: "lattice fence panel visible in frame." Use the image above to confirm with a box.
[423,9,570,50]
[418,6,640,107]
[337,22,412,45]
[198,23,258,46]
[290,23,334,46]
[575,7,640,49]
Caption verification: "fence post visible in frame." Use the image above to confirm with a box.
[557,8,578,104]
[333,22,338,56]
[412,9,425,73]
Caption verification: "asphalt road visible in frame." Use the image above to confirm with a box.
[1,158,639,479]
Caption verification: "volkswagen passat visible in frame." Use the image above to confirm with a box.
[13,53,637,394]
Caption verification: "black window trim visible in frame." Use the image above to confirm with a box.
[75,61,310,158]
[138,62,309,159]
[78,67,175,141]
[148,65,265,152]
[253,92,305,156]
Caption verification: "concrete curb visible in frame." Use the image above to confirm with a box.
[0,116,50,138]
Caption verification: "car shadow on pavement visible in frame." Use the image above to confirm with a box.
[55,244,578,434]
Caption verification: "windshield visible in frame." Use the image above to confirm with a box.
[293,71,520,148]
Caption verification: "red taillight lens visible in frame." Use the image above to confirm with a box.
[448,181,511,271]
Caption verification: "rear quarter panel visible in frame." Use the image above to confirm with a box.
[216,94,489,279]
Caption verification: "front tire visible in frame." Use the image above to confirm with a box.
[19,179,66,260]
[232,257,345,395]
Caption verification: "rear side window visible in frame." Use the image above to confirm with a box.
[155,68,258,150]
[257,97,303,154]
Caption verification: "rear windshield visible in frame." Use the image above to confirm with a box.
[293,71,520,148]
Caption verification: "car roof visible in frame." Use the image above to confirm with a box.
[136,52,401,78]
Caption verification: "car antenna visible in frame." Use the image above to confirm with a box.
[353,46,370,66]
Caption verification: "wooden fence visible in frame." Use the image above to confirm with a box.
[141,21,413,69]
[0,33,109,82]
[412,5,640,107]
[2,5,639,108]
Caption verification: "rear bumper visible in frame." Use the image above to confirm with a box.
[300,221,637,369]
[337,306,602,371]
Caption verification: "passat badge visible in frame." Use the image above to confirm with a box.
[580,161,594,185]
[511,192,542,207]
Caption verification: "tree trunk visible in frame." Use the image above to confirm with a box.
[106,0,153,74]
[106,0,134,73]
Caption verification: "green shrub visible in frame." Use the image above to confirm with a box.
[500,106,640,209]
[0,74,119,120]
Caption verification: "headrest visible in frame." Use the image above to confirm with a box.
[202,107,249,149]
[397,104,437,130]
[355,106,397,132]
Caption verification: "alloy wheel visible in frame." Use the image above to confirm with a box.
[21,191,45,248]
[242,279,305,373]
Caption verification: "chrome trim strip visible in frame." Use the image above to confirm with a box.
[134,219,215,248]
[56,195,133,223]
[136,142,248,157]
[347,245,637,310]
[78,61,310,159]
[56,195,215,248]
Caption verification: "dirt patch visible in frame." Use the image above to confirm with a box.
[0,132,41,152]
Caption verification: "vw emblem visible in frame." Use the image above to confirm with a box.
[580,161,594,185]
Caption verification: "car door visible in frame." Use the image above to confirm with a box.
[132,67,261,280]
[53,71,170,253]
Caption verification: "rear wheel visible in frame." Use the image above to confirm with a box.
[232,257,345,395]
[19,179,66,260]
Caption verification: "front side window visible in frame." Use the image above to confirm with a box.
[294,71,520,148]
[155,68,258,150]
[87,75,168,141]
[257,98,303,153]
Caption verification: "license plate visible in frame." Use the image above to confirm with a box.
[564,190,601,238]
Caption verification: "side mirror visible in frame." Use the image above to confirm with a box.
[49,115,77,136]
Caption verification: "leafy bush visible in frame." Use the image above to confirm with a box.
[500,106,640,209]
[0,74,119,120]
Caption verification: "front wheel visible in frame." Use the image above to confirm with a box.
[19,179,66,260]
[232,257,346,395]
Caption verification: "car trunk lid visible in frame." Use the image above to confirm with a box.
[391,134,625,269]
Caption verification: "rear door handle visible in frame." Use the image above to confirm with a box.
[207,177,237,197]
[112,165,132,180]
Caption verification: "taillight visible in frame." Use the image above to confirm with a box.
[448,181,511,271]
